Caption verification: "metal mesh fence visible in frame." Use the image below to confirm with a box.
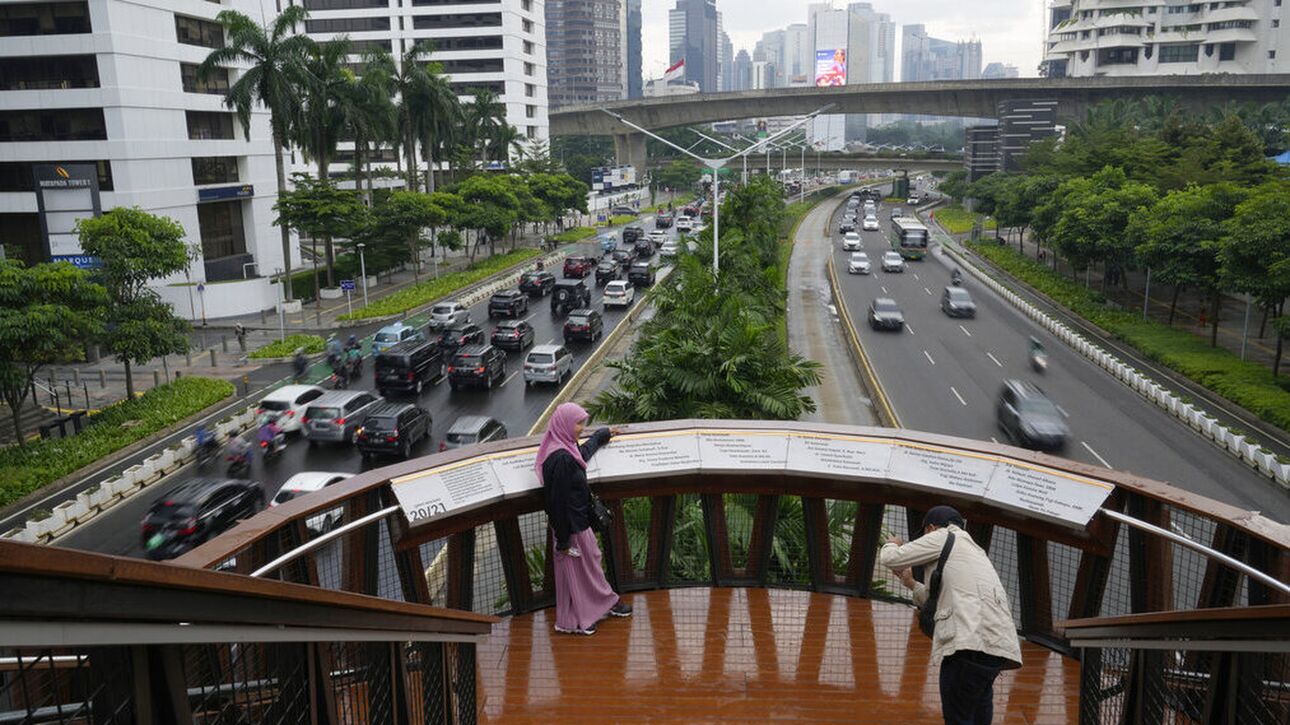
[825,499,857,584]
[669,494,711,583]
[0,649,134,724]
[986,526,1023,626]
[328,642,395,725]
[184,642,310,725]
[723,493,758,572]
[1236,651,1290,724]
[766,496,810,587]
[447,642,478,725]
[470,524,510,615]
[1099,524,1133,618]
[408,642,447,725]
[516,510,551,597]
[1048,540,1082,624]
[872,505,910,600]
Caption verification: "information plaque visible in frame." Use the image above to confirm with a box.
[391,459,503,523]
[983,459,1114,526]
[697,430,790,473]
[488,446,542,497]
[585,431,702,482]
[784,432,893,479]
[887,442,998,497]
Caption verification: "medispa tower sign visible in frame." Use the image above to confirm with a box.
[33,163,102,269]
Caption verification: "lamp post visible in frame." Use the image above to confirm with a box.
[356,243,369,308]
[274,267,286,343]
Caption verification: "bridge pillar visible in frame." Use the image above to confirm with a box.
[613,132,647,173]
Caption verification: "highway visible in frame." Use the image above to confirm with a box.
[56,219,680,558]
[828,194,1290,524]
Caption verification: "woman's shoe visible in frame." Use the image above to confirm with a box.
[609,602,633,617]
[555,624,597,636]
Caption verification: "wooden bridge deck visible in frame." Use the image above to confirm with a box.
[475,587,1079,723]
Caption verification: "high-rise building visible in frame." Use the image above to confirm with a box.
[964,125,1001,182]
[0,0,284,319]
[982,62,1020,79]
[627,0,643,98]
[733,49,753,91]
[668,0,719,92]
[545,0,624,108]
[902,24,982,81]
[1042,0,1288,78]
[808,4,849,150]
[754,29,786,86]
[719,28,733,92]
[783,24,814,86]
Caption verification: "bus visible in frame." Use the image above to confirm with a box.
[890,217,929,260]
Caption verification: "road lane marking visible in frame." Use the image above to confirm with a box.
[1082,441,1112,469]
[923,350,936,366]
[545,337,558,346]
[905,323,915,335]
[1056,405,1070,418]
[881,286,888,294]
[501,370,520,388]
[986,352,1003,368]
[990,436,999,444]
[924,287,933,296]
[912,273,919,281]
[959,324,972,338]
[950,386,967,406]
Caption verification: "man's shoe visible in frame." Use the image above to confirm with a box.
[609,601,633,618]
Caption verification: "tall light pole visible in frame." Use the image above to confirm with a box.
[356,242,369,308]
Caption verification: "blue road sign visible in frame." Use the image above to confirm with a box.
[340,279,356,291]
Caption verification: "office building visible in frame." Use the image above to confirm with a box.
[808,4,849,150]
[627,0,642,98]
[782,24,814,86]
[1043,0,1288,77]
[668,0,719,92]
[0,0,284,318]
[902,24,982,81]
[732,49,753,91]
[997,99,1058,171]
[545,0,626,108]
[719,28,733,91]
[964,125,1001,182]
[982,62,1019,79]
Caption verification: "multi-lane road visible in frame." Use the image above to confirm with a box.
[829,193,1290,523]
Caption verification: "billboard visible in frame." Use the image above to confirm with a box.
[33,163,101,265]
[814,48,847,87]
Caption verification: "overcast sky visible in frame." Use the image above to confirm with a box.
[640,0,1046,80]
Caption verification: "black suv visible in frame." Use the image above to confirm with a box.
[595,259,620,286]
[355,401,432,460]
[488,289,529,318]
[563,308,604,343]
[996,379,1070,452]
[627,262,655,287]
[374,338,444,397]
[437,322,485,353]
[622,225,645,244]
[491,319,535,350]
[448,344,507,390]
[655,212,674,229]
[141,478,263,561]
[551,279,591,316]
[633,238,654,259]
[519,270,556,297]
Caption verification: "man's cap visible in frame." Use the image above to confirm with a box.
[920,506,965,534]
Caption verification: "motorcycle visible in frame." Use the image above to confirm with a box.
[951,270,964,286]
[259,433,287,463]
[1030,349,1049,373]
[195,438,220,468]
[226,448,251,478]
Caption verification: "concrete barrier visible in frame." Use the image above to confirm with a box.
[2,527,34,543]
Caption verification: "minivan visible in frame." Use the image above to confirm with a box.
[563,308,604,343]
[448,344,507,390]
[303,390,380,445]
[524,344,573,385]
[374,338,444,396]
[355,401,432,460]
[443,416,507,450]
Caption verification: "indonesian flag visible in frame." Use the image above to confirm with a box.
[664,58,685,82]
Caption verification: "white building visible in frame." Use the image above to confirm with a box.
[0,0,285,319]
[1043,0,1287,77]
[644,78,701,96]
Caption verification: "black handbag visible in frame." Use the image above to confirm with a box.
[588,493,613,532]
[917,532,956,639]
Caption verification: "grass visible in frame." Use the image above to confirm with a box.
[338,248,541,320]
[0,377,234,508]
[602,214,637,227]
[932,204,996,234]
[248,334,325,360]
[550,226,597,244]
[968,240,1290,434]
[643,194,694,214]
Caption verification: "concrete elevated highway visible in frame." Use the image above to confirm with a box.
[650,154,960,174]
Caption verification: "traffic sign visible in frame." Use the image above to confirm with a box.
[340,279,356,291]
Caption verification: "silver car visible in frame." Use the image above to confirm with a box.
[428,301,470,330]
[302,390,380,445]
[443,416,508,450]
[523,344,573,385]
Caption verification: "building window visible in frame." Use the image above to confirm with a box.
[411,13,501,29]
[525,104,535,118]
[525,83,535,97]
[198,200,248,261]
[522,0,532,10]
[191,157,239,185]
[1274,20,1281,28]
[413,0,501,4]
[181,63,229,95]
[186,111,236,140]
[1098,47,1139,65]
[0,55,99,90]
[1272,50,1278,59]
[303,0,388,9]
[424,35,502,52]
[1219,42,1236,60]
[522,18,534,33]
[523,40,534,54]
[450,80,505,96]
[524,62,535,76]
[527,126,537,139]
[0,2,90,37]
[1158,44,1200,63]
[0,160,112,192]
[175,15,224,49]
[304,17,391,33]
[434,58,505,74]
[0,108,106,141]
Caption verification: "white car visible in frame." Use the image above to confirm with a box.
[906,196,920,206]
[848,252,871,275]
[647,230,668,246]
[842,232,863,251]
[659,241,679,258]
[675,215,694,232]
[270,471,352,533]
[862,215,880,231]
[881,250,906,273]
[602,280,635,308]
[256,384,326,433]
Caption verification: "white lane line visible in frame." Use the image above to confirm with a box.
[990,436,999,444]
[924,287,933,296]
[545,337,558,346]
[1056,405,1070,418]
[923,350,936,366]
[501,370,520,388]
[905,323,915,336]
[950,386,967,406]
[881,285,888,294]
[1082,441,1113,469]
[986,352,1003,368]
[912,273,919,281]
[958,324,972,338]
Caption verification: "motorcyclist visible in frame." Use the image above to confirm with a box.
[194,424,217,461]
[345,341,363,378]
[257,414,284,457]
[325,334,342,368]
[292,347,308,382]
[226,436,252,475]
[951,268,963,286]
[1029,336,1046,359]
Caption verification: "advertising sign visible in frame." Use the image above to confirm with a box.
[815,48,847,87]
[33,164,101,262]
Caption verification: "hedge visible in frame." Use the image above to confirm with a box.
[934,205,996,234]
[968,240,1290,434]
[248,334,326,360]
[550,226,597,244]
[0,376,235,508]
[338,248,541,321]
[285,254,361,303]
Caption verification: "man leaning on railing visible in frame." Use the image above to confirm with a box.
[880,506,1023,725]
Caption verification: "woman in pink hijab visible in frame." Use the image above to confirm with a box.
[536,402,631,635]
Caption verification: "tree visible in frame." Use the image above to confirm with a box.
[0,261,106,445]
[341,47,397,204]
[274,175,368,289]
[1221,181,1290,374]
[938,169,969,202]
[76,208,192,399]
[392,42,435,192]
[416,66,459,193]
[361,191,446,279]
[200,6,312,300]
[655,159,703,193]
[464,88,508,165]
[454,174,519,258]
[295,37,353,283]
[1048,167,1158,291]
[526,173,589,232]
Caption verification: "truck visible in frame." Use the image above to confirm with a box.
[836,170,860,185]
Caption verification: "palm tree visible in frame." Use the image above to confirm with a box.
[417,70,459,194]
[200,7,312,300]
[294,37,354,286]
[490,124,524,165]
[343,48,397,204]
[391,42,435,192]
[464,88,507,166]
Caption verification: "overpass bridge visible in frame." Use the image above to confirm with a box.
[649,153,961,174]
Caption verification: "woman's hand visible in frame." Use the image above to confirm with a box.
[608,426,623,437]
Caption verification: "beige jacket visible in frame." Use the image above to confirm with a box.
[879,525,1022,667]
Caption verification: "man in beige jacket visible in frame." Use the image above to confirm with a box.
[880,506,1022,724]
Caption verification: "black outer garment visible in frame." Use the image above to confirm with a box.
[542,427,612,550]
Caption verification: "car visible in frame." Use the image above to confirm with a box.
[633,238,654,259]
[906,195,921,206]
[862,216,880,231]
[563,255,594,278]
[847,252,871,275]
[675,216,694,232]
[610,205,638,217]
[255,384,326,433]
[448,344,507,390]
[890,207,905,220]
[868,297,905,331]
[627,262,656,287]
[622,225,645,244]
[655,212,674,229]
[602,280,634,308]
[595,259,620,286]
[303,390,380,444]
[141,478,264,560]
[564,308,604,343]
[659,241,680,259]
[491,319,535,351]
[941,286,977,318]
[354,401,432,460]
[427,301,470,331]
[270,471,351,534]
[372,322,425,352]
[647,230,669,248]
[842,232,863,251]
[881,251,906,273]
[436,322,485,353]
[524,344,573,385]
[610,248,636,268]
[598,233,618,254]
[551,279,592,315]
[996,379,1069,452]
[374,337,444,397]
[838,220,857,233]
[519,270,556,297]
[488,289,529,318]
[443,415,508,450]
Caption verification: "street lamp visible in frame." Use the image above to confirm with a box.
[603,105,833,277]
[356,243,369,308]
[688,128,750,186]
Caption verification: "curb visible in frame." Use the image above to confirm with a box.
[827,255,900,428]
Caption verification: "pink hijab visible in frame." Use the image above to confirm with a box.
[535,402,590,484]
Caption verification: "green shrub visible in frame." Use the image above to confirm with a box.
[550,226,597,243]
[933,205,996,234]
[338,248,541,320]
[285,254,361,303]
[0,376,234,507]
[248,334,325,359]
[968,241,1290,432]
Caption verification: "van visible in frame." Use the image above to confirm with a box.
[302,390,380,445]
[523,344,573,385]
[374,338,444,396]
